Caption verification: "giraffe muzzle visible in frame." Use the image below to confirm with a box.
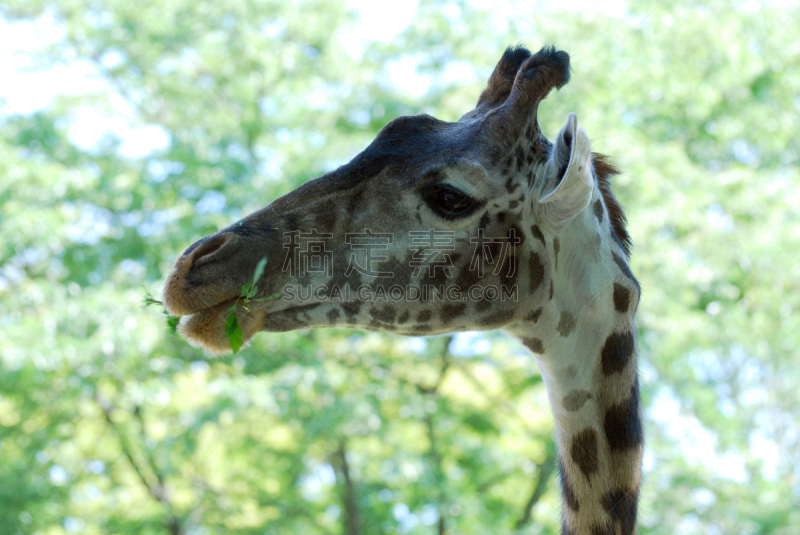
[163,231,266,317]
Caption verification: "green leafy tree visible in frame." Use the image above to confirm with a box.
[1,0,798,534]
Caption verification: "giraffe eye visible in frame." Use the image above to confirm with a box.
[422,183,479,220]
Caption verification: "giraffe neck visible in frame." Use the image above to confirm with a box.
[508,235,642,535]
[544,312,641,535]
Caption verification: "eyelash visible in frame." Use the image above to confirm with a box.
[421,183,480,220]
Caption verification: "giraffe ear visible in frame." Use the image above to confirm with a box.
[538,113,594,227]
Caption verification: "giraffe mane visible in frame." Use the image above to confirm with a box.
[593,152,632,257]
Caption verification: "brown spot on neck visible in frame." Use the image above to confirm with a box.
[593,198,604,223]
[525,307,544,323]
[562,390,592,412]
[528,252,545,294]
[613,283,631,313]
[553,237,561,270]
[600,331,635,375]
[531,224,546,245]
[570,428,599,479]
[612,252,639,294]
[557,311,576,337]
[559,460,580,512]
[600,486,639,535]
[523,337,544,353]
[603,382,643,452]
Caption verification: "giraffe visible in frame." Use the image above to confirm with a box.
[163,45,642,535]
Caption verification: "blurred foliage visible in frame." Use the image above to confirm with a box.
[1,0,799,534]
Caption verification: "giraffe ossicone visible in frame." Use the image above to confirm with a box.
[164,44,642,535]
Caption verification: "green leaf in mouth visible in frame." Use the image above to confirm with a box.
[225,312,243,353]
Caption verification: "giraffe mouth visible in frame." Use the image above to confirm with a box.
[175,297,269,356]
[161,231,290,355]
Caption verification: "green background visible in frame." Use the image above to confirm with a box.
[1,0,798,533]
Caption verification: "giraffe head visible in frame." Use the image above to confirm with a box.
[163,45,632,355]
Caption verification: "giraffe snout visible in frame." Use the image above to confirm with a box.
[163,231,255,316]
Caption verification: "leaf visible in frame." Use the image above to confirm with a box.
[144,295,163,307]
[225,312,243,353]
[224,312,238,336]
[247,284,258,299]
[252,257,267,286]
[166,315,180,334]
[241,282,252,297]
[143,286,163,307]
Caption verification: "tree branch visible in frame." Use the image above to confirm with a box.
[335,440,361,535]
[416,336,453,394]
[514,446,557,530]
[424,412,447,535]
[474,468,515,494]
[96,394,186,535]
[418,336,453,535]
[452,360,556,530]
[132,405,166,490]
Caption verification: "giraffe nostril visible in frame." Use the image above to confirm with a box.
[184,233,237,268]
[164,232,245,316]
